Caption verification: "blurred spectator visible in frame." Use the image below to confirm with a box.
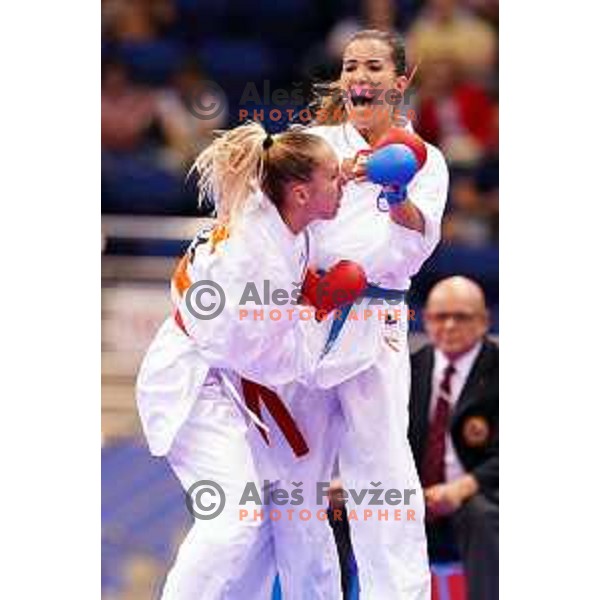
[437,83,498,247]
[100,0,498,240]
[102,0,177,42]
[154,60,227,170]
[407,0,496,81]
[102,57,198,215]
[416,56,495,165]
[474,97,499,238]
[120,553,163,600]
[463,0,499,28]
[443,170,498,246]
[101,58,157,152]
[327,479,358,600]
[408,276,498,600]
[475,96,499,190]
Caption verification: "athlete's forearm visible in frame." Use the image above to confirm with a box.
[389,199,425,234]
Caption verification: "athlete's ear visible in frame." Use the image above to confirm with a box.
[395,74,409,96]
[290,182,310,208]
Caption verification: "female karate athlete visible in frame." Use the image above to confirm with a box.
[136,121,362,600]
[269,29,450,600]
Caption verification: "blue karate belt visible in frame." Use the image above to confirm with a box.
[321,283,408,357]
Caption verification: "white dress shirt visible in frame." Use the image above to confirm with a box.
[430,341,483,482]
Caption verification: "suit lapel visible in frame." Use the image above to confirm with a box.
[452,342,492,422]
[417,346,435,431]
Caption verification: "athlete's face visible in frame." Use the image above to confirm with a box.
[340,38,407,134]
[303,145,344,221]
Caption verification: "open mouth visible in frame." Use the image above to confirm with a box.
[348,85,377,107]
[350,94,374,107]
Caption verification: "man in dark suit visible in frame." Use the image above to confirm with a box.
[409,276,498,600]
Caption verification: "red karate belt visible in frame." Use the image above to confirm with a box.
[173,308,309,458]
[240,378,309,458]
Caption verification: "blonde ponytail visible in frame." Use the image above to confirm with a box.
[191,121,331,228]
[191,121,269,225]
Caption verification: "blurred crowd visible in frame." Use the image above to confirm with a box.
[102,0,498,247]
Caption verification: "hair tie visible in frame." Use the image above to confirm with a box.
[262,134,274,151]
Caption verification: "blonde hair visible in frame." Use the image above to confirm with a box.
[191,121,329,225]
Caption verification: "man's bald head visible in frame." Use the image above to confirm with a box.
[424,276,489,359]
[427,276,487,313]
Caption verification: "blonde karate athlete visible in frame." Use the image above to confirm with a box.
[136,121,360,600]
[272,30,450,599]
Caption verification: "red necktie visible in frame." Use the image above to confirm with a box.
[421,362,456,488]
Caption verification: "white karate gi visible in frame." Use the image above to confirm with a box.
[136,194,341,600]
[272,121,449,600]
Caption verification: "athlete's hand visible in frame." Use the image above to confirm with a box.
[341,153,369,183]
[300,260,367,321]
